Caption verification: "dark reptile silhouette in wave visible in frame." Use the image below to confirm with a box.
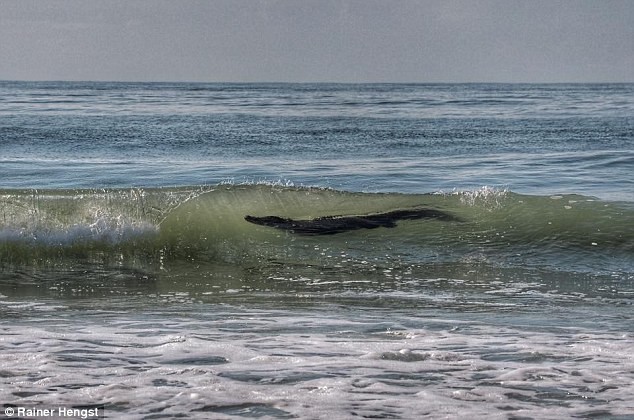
[244,208,460,235]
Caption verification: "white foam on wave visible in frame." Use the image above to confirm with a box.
[0,215,158,247]
[1,303,632,419]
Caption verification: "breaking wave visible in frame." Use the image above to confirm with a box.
[0,184,632,277]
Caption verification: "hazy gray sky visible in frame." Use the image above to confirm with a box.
[1,0,632,83]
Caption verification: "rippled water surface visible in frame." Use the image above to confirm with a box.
[1,82,633,418]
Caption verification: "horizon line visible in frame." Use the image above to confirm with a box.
[2,79,633,85]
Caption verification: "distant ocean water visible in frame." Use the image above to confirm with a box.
[1,81,633,418]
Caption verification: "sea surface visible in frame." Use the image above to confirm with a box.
[0,81,633,419]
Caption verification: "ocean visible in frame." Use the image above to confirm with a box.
[0,81,633,419]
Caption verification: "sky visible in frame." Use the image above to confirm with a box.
[1,0,632,83]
